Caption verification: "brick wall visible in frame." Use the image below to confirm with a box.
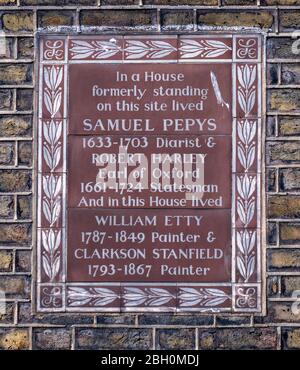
[0,0,299,350]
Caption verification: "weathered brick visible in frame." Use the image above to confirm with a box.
[268,276,280,297]
[161,10,194,31]
[0,195,14,219]
[280,223,300,244]
[18,141,32,166]
[198,328,277,349]
[0,37,14,59]
[0,276,30,299]
[18,38,34,59]
[15,250,31,272]
[215,315,251,326]
[255,302,300,323]
[21,0,96,4]
[144,0,218,4]
[80,10,157,31]
[0,89,13,110]
[0,116,32,137]
[266,116,276,137]
[279,11,300,32]
[282,329,300,349]
[0,170,31,192]
[0,250,13,272]
[282,64,300,85]
[267,142,300,164]
[0,303,14,324]
[139,314,213,326]
[18,302,94,325]
[0,329,29,350]
[16,89,33,111]
[268,90,300,112]
[267,168,276,192]
[198,11,274,29]
[282,276,300,296]
[268,196,300,218]
[223,0,256,3]
[0,142,14,165]
[0,64,33,86]
[268,221,277,245]
[0,0,17,5]
[267,64,279,85]
[17,195,31,219]
[76,328,152,350]
[280,168,300,191]
[0,223,32,245]
[102,0,140,4]
[96,314,136,325]
[37,11,75,29]
[278,116,300,136]
[156,329,195,350]
[1,12,33,33]
[33,329,71,350]
[267,38,300,59]
[268,249,300,271]
[262,0,300,4]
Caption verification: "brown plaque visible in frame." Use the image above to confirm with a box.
[36,34,263,313]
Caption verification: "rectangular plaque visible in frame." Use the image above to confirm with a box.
[36,34,264,313]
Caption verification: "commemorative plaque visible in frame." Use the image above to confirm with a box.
[36,34,263,312]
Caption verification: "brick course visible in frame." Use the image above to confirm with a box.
[0,0,299,350]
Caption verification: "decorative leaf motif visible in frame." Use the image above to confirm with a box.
[179,39,231,59]
[69,38,231,60]
[44,91,53,115]
[42,229,61,282]
[237,120,256,171]
[237,198,255,226]
[43,120,62,171]
[178,288,230,307]
[206,40,230,48]
[236,230,256,282]
[53,91,62,116]
[124,40,176,59]
[42,174,62,226]
[70,40,121,60]
[237,175,256,200]
[151,40,175,49]
[42,256,52,280]
[67,287,119,307]
[237,65,256,117]
[52,256,61,279]
[43,66,63,118]
[237,229,256,255]
[42,229,61,254]
[123,287,175,307]
[247,89,256,115]
[236,175,256,227]
[238,119,256,145]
